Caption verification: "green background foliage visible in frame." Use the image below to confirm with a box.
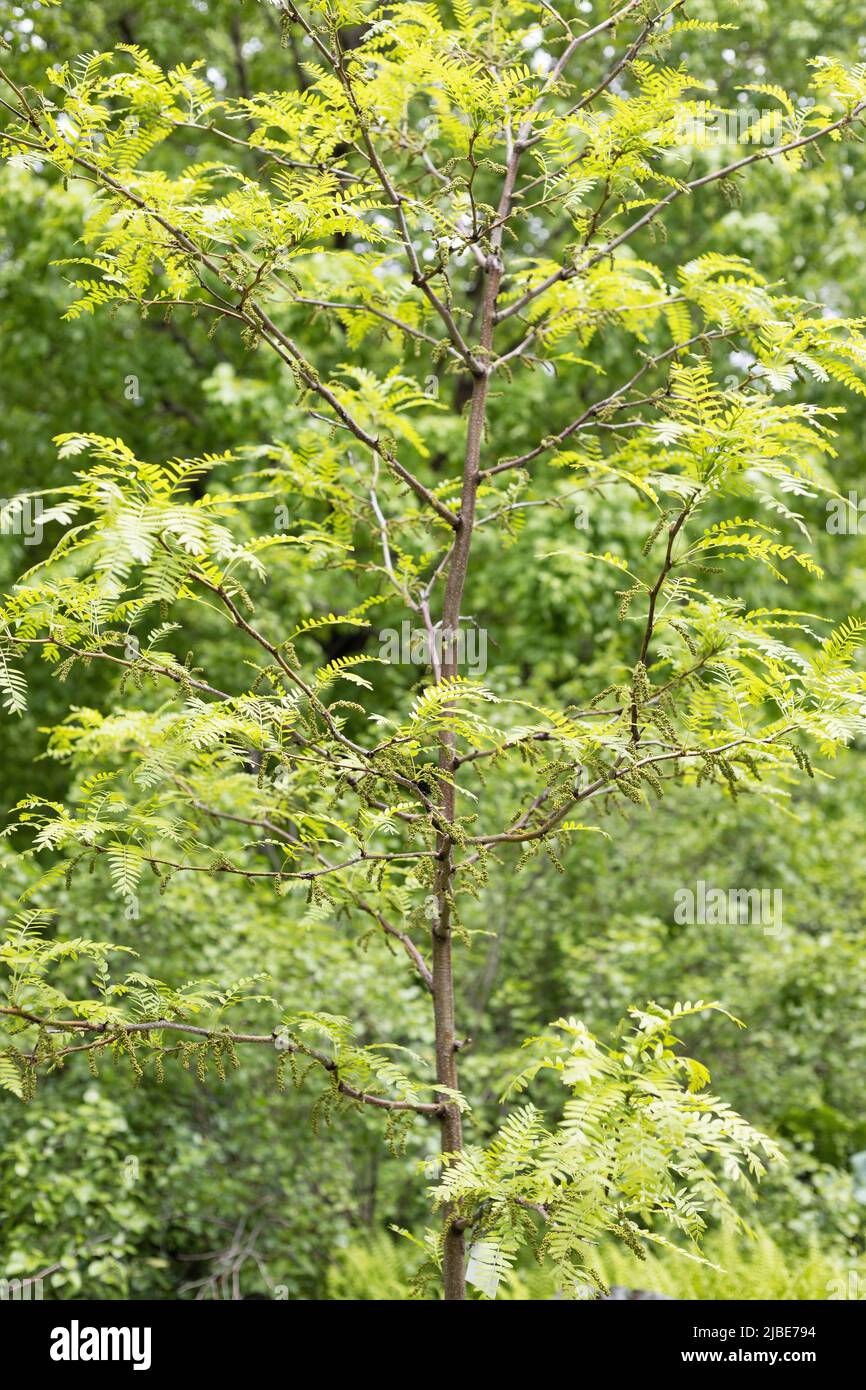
[1,0,866,1299]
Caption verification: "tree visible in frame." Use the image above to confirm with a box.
[1,0,866,1300]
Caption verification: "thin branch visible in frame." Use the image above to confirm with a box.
[482,330,728,478]
[496,101,866,325]
[0,1006,442,1114]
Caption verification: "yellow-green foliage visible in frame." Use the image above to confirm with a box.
[591,1226,866,1302]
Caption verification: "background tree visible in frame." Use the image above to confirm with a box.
[2,0,866,1300]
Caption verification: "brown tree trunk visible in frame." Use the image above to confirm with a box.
[431,150,519,1299]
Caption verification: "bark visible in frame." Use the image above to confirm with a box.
[431,149,521,1301]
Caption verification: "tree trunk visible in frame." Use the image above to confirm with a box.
[431,151,517,1296]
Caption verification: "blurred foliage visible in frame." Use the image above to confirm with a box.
[326,1224,866,1300]
[1,0,866,1298]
